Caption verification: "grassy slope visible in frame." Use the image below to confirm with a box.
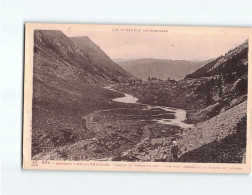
[32,46,125,157]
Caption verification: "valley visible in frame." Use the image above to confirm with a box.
[31,30,248,164]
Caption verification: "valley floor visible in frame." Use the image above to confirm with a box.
[33,86,247,163]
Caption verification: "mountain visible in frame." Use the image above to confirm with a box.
[117,58,213,80]
[34,31,132,84]
[32,30,131,156]
[69,36,133,79]
[186,40,248,79]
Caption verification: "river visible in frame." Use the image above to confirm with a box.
[105,86,194,129]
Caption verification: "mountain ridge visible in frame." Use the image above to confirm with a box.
[186,40,248,79]
[117,58,213,80]
[69,36,134,80]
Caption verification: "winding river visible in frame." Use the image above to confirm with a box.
[105,86,194,129]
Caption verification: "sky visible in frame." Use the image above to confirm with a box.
[63,30,248,61]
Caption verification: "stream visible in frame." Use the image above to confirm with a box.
[105,86,194,129]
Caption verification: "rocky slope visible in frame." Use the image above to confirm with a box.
[117,58,212,80]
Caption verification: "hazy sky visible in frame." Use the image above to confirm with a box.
[63,30,247,61]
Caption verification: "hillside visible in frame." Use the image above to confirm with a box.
[117,58,212,80]
[32,30,131,157]
[70,36,133,80]
[186,40,248,79]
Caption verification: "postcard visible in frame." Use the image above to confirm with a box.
[23,23,251,173]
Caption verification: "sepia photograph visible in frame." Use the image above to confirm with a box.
[3,0,252,194]
[23,24,251,173]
